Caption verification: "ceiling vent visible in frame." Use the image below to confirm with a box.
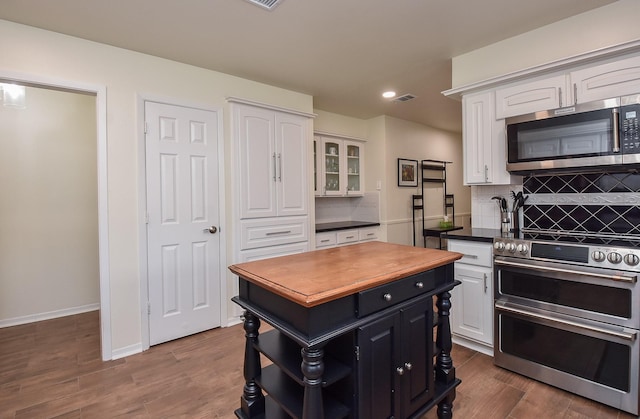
[244,0,283,10]
[393,94,417,103]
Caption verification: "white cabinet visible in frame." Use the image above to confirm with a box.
[237,104,309,218]
[496,75,567,119]
[447,239,493,355]
[462,91,515,185]
[314,134,364,197]
[496,54,640,119]
[571,54,640,104]
[232,102,312,261]
[315,226,379,249]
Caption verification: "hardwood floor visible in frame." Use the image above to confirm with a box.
[0,311,635,418]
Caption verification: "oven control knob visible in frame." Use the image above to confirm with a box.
[592,251,605,262]
[493,241,505,251]
[505,243,517,253]
[516,244,528,255]
[624,253,640,266]
[607,252,622,264]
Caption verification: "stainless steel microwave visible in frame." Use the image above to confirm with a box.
[506,94,640,174]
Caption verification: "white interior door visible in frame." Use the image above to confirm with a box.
[145,101,221,345]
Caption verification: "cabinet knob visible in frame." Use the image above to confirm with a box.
[415,281,424,289]
[396,366,404,376]
[404,362,413,371]
[383,293,392,302]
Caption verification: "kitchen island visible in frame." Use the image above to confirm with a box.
[229,241,462,419]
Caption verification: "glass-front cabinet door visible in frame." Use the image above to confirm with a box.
[345,140,363,196]
[323,139,342,196]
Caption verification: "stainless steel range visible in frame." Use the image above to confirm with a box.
[493,233,640,415]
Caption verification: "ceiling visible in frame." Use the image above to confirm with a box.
[0,0,617,133]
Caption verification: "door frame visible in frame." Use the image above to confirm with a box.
[0,70,111,360]
[137,94,227,351]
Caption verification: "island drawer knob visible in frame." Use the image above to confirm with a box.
[415,281,424,289]
[383,293,392,302]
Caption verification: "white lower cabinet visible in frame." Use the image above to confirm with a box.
[447,239,494,356]
[315,226,379,249]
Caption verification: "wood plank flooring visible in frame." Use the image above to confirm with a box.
[0,311,635,418]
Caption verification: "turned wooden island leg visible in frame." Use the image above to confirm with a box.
[301,346,324,419]
[436,290,456,419]
[238,311,264,418]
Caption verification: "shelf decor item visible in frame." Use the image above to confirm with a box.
[398,158,418,187]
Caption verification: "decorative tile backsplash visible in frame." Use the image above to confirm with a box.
[523,171,640,235]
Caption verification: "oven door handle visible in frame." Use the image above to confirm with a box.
[494,259,638,283]
[496,301,638,342]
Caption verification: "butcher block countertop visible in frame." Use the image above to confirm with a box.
[229,241,462,308]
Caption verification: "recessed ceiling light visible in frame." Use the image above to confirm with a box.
[382,91,396,99]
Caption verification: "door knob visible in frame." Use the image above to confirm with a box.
[204,226,218,234]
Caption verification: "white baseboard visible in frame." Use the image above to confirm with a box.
[0,303,100,328]
[111,343,143,360]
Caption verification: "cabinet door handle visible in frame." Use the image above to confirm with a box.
[559,87,563,108]
[404,362,413,371]
[483,273,487,293]
[272,153,276,182]
[396,366,404,376]
[484,165,488,182]
[277,153,282,181]
[573,83,578,105]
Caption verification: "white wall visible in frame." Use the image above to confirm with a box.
[0,19,313,355]
[0,86,99,323]
[382,116,470,246]
[452,0,640,87]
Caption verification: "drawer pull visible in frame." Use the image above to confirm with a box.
[383,293,392,302]
[404,362,413,371]
[346,235,355,239]
[415,281,424,289]
[265,230,292,236]
[463,254,479,259]
[396,366,404,376]
[366,233,375,236]
[320,239,330,243]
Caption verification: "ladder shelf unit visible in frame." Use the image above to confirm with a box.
[413,159,461,248]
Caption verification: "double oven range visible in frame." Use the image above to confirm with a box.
[493,232,640,415]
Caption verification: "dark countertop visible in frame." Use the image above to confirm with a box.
[316,221,380,233]
[442,227,503,243]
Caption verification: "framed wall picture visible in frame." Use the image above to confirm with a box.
[398,158,418,187]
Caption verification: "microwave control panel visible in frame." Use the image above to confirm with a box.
[622,106,640,152]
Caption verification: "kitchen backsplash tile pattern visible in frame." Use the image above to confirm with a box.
[523,171,640,236]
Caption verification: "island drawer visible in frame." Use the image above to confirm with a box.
[357,270,435,317]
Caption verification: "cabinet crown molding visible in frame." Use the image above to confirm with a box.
[443,39,640,99]
[227,96,316,118]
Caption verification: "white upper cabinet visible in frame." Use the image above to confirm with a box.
[462,91,514,185]
[571,54,640,104]
[315,134,364,197]
[236,104,310,219]
[496,54,640,119]
[495,75,568,119]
